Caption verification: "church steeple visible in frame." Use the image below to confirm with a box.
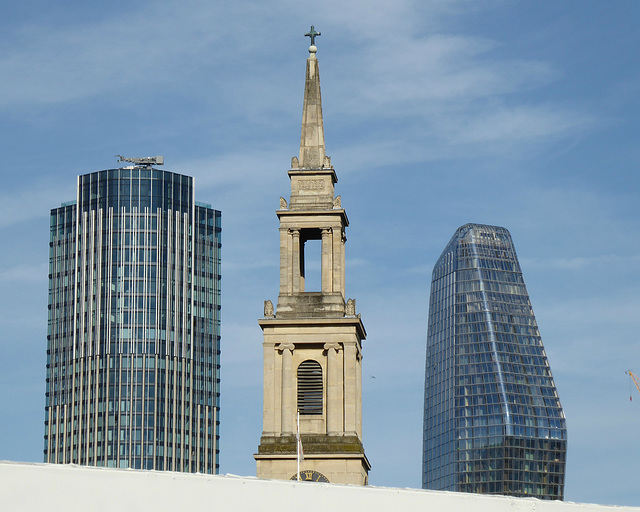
[295,26,331,170]
[255,27,370,486]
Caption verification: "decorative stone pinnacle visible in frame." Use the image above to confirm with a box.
[305,25,321,50]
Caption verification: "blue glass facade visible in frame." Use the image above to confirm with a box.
[44,167,221,473]
[423,224,566,499]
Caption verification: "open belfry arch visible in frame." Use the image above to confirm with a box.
[255,28,370,485]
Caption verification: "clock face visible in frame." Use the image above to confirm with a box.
[291,470,330,483]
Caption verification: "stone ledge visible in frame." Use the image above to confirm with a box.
[257,434,365,455]
[258,316,367,339]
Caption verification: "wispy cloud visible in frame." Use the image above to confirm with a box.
[343,36,556,110]
[0,0,593,165]
[534,293,640,378]
[0,181,75,228]
[176,149,290,190]
[523,254,640,271]
[0,263,48,283]
[0,1,260,108]
[442,105,592,145]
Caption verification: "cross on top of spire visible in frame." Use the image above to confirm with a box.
[305,25,321,46]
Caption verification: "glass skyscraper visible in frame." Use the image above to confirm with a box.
[423,223,566,499]
[44,165,221,473]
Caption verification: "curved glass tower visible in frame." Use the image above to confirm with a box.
[44,166,221,473]
[422,223,566,499]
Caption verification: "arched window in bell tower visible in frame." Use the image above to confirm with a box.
[297,360,323,415]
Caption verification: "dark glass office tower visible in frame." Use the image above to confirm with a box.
[44,166,221,473]
[423,224,566,499]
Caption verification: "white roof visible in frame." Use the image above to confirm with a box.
[1,461,636,512]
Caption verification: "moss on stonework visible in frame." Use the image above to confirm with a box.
[258,435,364,455]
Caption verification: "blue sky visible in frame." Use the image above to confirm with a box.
[1,0,639,506]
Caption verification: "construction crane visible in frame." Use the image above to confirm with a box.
[627,370,640,401]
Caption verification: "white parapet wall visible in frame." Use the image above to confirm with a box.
[0,461,637,512]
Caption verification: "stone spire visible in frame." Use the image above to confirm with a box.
[298,33,330,170]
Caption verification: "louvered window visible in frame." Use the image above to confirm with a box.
[297,360,323,415]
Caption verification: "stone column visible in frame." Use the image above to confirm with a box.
[278,343,295,435]
[341,230,347,297]
[356,348,363,438]
[321,228,333,293]
[324,342,342,435]
[263,343,275,435]
[343,342,357,435]
[280,228,290,295]
[332,227,342,295]
[291,230,301,293]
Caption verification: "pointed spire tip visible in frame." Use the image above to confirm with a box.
[299,25,326,169]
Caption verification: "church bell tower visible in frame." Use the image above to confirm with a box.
[255,28,370,485]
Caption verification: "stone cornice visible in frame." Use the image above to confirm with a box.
[288,167,337,183]
[258,316,366,340]
[276,208,349,226]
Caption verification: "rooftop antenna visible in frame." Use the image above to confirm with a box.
[116,155,164,167]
